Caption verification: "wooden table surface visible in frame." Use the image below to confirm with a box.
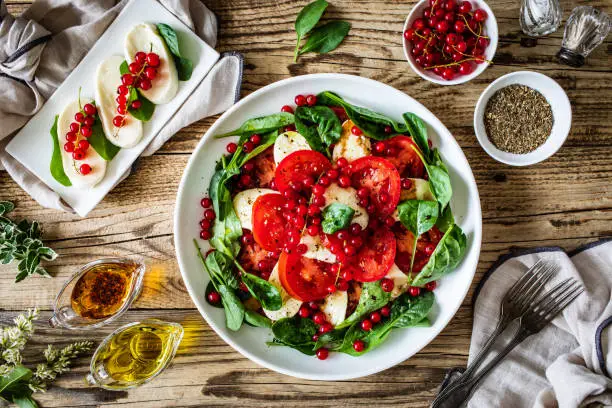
[1,0,611,406]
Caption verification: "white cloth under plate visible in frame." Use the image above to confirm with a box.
[0,0,242,212]
[441,239,612,407]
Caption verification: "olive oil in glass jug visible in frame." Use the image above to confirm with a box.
[85,320,183,390]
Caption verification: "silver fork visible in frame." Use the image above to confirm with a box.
[432,277,584,408]
[435,260,558,401]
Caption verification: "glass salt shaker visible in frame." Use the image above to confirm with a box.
[49,258,146,330]
[520,0,563,36]
[557,6,611,67]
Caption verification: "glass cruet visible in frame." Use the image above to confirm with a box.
[48,257,145,330]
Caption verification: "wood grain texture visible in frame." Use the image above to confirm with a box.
[1,0,611,406]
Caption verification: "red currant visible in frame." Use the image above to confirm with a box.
[458,61,473,75]
[139,78,152,90]
[131,100,142,109]
[72,149,85,161]
[146,52,160,67]
[135,51,147,64]
[360,319,373,331]
[80,126,92,137]
[113,116,124,127]
[380,305,391,317]
[63,142,74,152]
[79,163,92,175]
[207,291,221,304]
[473,9,488,22]
[409,286,421,297]
[281,105,294,114]
[128,62,141,74]
[352,340,365,352]
[380,278,395,293]
[121,74,134,86]
[316,348,329,360]
[306,94,317,106]
[294,94,307,106]
[298,306,311,318]
[145,67,157,80]
[200,230,212,240]
[351,126,363,136]
[425,281,437,291]
[458,0,471,13]
[83,103,96,116]
[74,112,85,123]
[226,142,238,153]
[313,311,326,325]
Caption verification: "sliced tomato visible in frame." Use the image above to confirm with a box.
[384,136,426,178]
[251,146,276,188]
[345,227,396,282]
[349,156,401,217]
[394,224,443,273]
[274,150,332,192]
[278,252,337,302]
[252,194,289,251]
[238,231,279,275]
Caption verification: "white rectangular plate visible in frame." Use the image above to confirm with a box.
[6,0,219,217]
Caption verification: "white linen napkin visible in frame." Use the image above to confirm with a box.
[0,0,243,212]
[440,239,612,407]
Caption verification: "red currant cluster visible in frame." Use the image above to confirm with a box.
[63,103,97,175]
[199,197,215,240]
[113,51,160,128]
[404,0,490,81]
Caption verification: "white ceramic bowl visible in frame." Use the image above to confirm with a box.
[174,74,482,380]
[474,71,572,166]
[402,0,498,85]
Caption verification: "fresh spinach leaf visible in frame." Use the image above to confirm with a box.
[245,310,272,328]
[238,130,279,166]
[410,147,452,210]
[49,116,71,187]
[128,92,155,121]
[272,315,318,347]
[294,0,328,62]
[336,282,390,329]
[217,284,245,331]
[397,200,439,237]
[298,21,351,55]
[216,113,294,138]
[436,205,455,233]
[241,272,282,311]
[294,105,342,153]
[391,291,435,328]
[411,224,467,287]
[402,112,430,161]
[267,338,316,356]
[321,203,354,234]
[156,23,193,81]
[89,120,120,161]
[209,167,243,258]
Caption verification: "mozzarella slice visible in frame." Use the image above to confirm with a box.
[301,234,336,263]
[273,131,311,165]
[333,120,371,162]
[322,183,368,229]
[124,23,178,104]
[57,100,107,188]
[400,178,435,201]
[321,290,348,326]
[384,264,410,299]
[263,263,302,321]
[95,55,144,148]
[232,188,278,231]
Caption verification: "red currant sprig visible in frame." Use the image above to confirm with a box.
[112,51,160,129]
[63,101,97,175]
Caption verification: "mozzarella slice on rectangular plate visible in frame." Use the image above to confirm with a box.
[57,100,107,188]
[95,55,144,148]
[124,23,178,105]
[333,120,371,162]
[232,188,278,231]
[323,183,368,229]
[273,131,311,165]
[263,263,302,321]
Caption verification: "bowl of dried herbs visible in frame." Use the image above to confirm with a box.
[473,71,572,166]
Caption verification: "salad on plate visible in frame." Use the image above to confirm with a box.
[195,91,467,360]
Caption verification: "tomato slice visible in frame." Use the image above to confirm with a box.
[346,227,396,282]
[384,136,426,178]
[251,146,276,188]
[349,156,401,217]
[394,224,443,273]
[278,252,337,302]
[252,194,289,251]
[274,150,332,192]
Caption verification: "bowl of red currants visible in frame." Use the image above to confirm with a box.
[403,0,498,85]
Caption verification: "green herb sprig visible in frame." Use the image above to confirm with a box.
[0,309,93,408]
[293,0,351,62]
[0,202,57,283]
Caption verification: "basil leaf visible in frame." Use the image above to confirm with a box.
[49,115,72,187]
[89,119,120,161]
[245,310,272,328]
[241,272,282,311]
[128,92,155,122]
[397,200,439,237]
[336,282,390,329]
[119,60,129,75]
[298,21,351,55]
[412,224,467,287]
[294,0,328,61]
[402,112,431,161]
[321,203,354,234]
[294,105,342,153]
[272,315,318,346]
[156,23,193,81]
[216,113,295,138]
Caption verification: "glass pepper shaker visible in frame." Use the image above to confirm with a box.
[520,0,563,36]
[557,6,611,67]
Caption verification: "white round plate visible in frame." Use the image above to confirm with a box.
[174,74,482,380]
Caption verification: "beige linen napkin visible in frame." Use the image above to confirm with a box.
[440,239,612,407]
[0,0,242,212]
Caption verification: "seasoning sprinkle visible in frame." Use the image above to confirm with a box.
[484,84,553,154]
